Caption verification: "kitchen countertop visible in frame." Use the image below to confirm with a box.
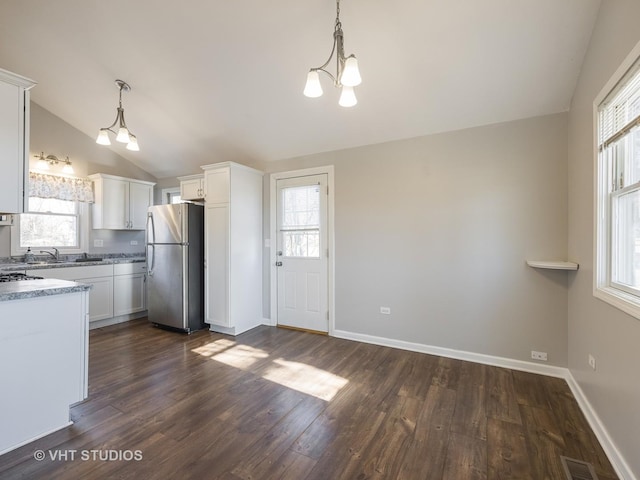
[0,278,91,302]
[0,256,146,272]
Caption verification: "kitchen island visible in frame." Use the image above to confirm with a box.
[0,279,90,455]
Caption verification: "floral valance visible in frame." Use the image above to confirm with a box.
[29,171,94,203]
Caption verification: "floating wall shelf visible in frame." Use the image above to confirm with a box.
[526,260,579,271]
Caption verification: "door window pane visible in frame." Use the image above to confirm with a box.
[281,184,320,258]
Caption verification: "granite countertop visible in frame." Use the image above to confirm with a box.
[0,256,146,272]
[0,279,92,302]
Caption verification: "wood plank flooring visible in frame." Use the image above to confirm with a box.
[0,319,618,479]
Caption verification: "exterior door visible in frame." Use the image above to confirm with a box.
[276,174,328,332]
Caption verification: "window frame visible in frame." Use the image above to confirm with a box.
[10,200,89,256]
[594,40,640,320]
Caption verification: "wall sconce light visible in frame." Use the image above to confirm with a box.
[95,79,140,151]
[35,152,74,174]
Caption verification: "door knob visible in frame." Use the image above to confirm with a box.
[276,261,283,267]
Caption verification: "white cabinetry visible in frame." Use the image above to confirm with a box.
[0,68,35,214]
[113,262,147,316]
[31,265,114,323]
[29,262,147,326]
[0,289,89,454]
[201,162,262,335]
[178,174,205,201]
[89,174,155,230]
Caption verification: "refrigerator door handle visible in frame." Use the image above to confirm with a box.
[147,212,156,275]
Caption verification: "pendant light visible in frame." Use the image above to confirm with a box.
[303,0,362,107]
[96,80,140,151]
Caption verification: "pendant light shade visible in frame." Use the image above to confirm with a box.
[340,55,361,87]
[338,86,357,107]
[96,80,140,151]
[126,135,140,151]
[303,0,361,107]
[116,126,130,143]
[96,129,111,145]
[304,70,324,98]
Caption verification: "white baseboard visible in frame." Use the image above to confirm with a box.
[332,329,568,377]
[332,328,635,480]
[563,373,637,480]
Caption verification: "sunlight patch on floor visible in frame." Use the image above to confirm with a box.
[191,338,236,357]
[212,344,269,369]
[262,358,348,401]
[192,339,348,401]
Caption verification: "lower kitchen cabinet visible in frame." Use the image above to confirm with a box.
[113,263,147,316]
[30,262,146,327]
[79,276,114,321]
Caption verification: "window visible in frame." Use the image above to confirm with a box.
[595,51,640,318]
[161,187,181,204]
[11,172,92,255]
[20,198,80,248]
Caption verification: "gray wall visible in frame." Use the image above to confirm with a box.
[567,0,640,476]
[264,113,570,365]
[0,103,157,257]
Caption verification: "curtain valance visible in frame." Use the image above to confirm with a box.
[29,172,94,203]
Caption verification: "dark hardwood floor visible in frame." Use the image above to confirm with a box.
[0,318,618,479]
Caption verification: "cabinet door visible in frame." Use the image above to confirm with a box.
[80,276,114,322]
[129,182,153,230]
[204,168,230,204]
[113,273,146,316]
[205,204,229,327]
[181,178,204,200]
[101,177,129,229]
[0,81,23,214]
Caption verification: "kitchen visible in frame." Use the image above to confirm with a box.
[1,0,640,478]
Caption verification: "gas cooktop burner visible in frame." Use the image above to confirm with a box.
[0,272,44,283]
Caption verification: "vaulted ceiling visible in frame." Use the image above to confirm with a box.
[0,0,600,179]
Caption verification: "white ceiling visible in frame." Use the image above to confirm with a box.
[0,0,600,179]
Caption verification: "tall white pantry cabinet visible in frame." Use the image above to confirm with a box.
[202,162,263,335]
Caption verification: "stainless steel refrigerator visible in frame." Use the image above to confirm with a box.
[146,203,204,333]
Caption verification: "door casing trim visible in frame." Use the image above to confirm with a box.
[268,165,335,335]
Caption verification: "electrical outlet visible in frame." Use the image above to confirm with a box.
[531,350,548,361]
[588,354,596,370]
[130,240,138,246]
[94,239,103,247]
[380,307,391,315]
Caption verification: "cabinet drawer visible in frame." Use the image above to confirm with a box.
[114,262,147,275]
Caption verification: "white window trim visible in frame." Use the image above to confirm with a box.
[10,202,89,256]
[593,38,640,320]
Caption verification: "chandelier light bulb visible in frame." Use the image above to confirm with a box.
[304,71,323,98]
[96,129,111,145]
[338,86,357,107]
[340,55,362,87]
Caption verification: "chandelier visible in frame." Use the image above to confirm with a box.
[303,0,362,107]
[95,79,139,151]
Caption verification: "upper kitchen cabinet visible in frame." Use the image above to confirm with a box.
[178,174,205,201]
[0,68,35,214]
[89,173,155,230]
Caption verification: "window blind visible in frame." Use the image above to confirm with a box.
[598,60,640,149]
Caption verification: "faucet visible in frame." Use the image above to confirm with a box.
[40,248,59,261]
